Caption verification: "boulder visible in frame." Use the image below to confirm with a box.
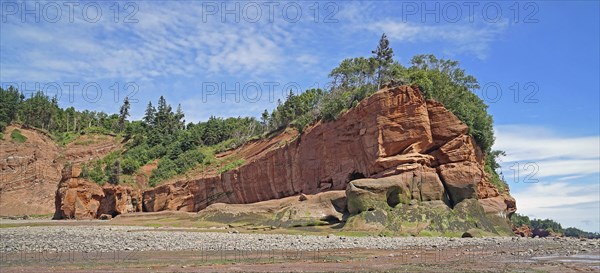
[513,224,533,237]
[438,162,482,205]
[197,191,347,227]
[53,177,104,220]
[426,100,468,148]
[54,166,143,219]
[99,214,112,220]
[298,194,308,201]
[346,167,447,214]
[532,228,550,238]
[429,135,483,166]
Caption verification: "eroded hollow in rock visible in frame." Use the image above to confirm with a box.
[347,171,366,182]
[386,187,401,208]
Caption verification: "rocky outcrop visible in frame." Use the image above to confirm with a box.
[0,125,62,216]
[143,86,515,221]
[98,184,143,217]
[513,224,533,237]
[0,126,122,216]
[346,167,447,214]
[53,166,104,220]
[53,165,142,219]
[197,191,347,228]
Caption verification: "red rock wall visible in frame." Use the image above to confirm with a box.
[54,166,142,219]
[142,86,515,217]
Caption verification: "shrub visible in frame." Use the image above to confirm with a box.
[88,163,106,185]
[218,159,245,174]
[149,159,177,187]
[121,158,140,175]
[511,213,531,227]
[149,149,205,186]
[147,144,167,159]
[10,129,27,143]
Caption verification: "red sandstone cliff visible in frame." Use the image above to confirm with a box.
[53,165,142,219]
[139,86,515,218]
[0,125,122,216]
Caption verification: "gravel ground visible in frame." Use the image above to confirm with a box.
[2,226,599,254]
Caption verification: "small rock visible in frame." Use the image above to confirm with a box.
[99,214,112,220]
[298,194,308,201]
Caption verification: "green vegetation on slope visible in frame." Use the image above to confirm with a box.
[0,86,127,144]
[218,159,246,174]
[10,129,27,143]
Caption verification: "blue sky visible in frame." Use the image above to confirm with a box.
[1,1,599,232]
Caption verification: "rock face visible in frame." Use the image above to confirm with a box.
[513,224,533,237]
[198,191,347,228]
[346,167,447,214]
[1,126,62,216]
[143,86,515,221]
[53,165,142,219]
[0,126,121,216]
[53,166,104,220]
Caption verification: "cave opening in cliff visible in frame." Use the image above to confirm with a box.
[347,171,366,182]
[386,188,401,208]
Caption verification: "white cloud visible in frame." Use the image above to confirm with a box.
[495,125,600,163]
[513,181,600,232]
[337,0,510,61]
[364,20,507,59]
[0,2,292,83]
[496,124,600,232]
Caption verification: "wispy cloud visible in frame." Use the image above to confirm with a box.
[512,181,600,232]
[495,124,600,232]
[495,125,599,163]
[0,2,295,83]
[337,1,509,60]
[366,21,507,59]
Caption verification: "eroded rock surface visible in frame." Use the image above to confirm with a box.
[0,126,121,216]
[53,165,141,219]
[143,86,515,220]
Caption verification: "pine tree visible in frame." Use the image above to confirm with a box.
[261,109,270,129]
[108,160,121,185]
[143,101,156,127]
[372,33,394,89]
[0,86,22,131]
[118,97,130,132]
[175,104,185,130]
[156,96,167,129]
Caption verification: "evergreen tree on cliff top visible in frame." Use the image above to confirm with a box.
[372,33,394,89]
[143,101,156,127]
[118,97,130,132]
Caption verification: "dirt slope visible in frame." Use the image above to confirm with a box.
[0,125,122,216]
